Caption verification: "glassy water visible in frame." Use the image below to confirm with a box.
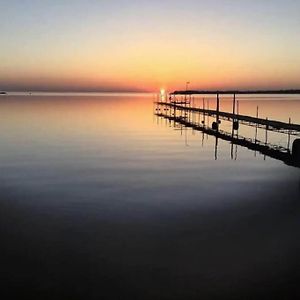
[0,94,299,299]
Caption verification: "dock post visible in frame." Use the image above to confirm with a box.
[254,106,259,157]
[207,99,210,130]
[287,117,291,152]
[231,93,236,133]
[203,98,205,125]
[216,93,220,124]
[231,93,235,159]
[264,117,268,161]
[232,93,236,117]
[265,117,269,146]
[192,96,195,123]
[212,93,220,130]
[255,106,259,142]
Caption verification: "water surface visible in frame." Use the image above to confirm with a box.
[0,94,299,299]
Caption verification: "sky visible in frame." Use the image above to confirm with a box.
[1,0,300,92]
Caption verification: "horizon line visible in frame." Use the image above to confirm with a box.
[172,88,300,95]
[2,87,300,94]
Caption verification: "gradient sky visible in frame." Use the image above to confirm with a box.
[1,0,300,92]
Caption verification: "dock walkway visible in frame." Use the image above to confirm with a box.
[156,101,300,136]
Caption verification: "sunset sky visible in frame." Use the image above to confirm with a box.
[1,0,300,92]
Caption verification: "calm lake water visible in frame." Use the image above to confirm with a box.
[0,93,300,299]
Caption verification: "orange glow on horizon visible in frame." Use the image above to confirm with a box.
[1,1,300,93]
[2,28,300,93]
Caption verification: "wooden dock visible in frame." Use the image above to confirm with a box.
[155,89,300,167]
[156,101,300,136]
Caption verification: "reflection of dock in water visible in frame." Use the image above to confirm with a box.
[155,94,300,168]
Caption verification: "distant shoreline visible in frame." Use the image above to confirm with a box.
[172,89,300,95]
[0,91,155,97]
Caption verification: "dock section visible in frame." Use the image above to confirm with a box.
[155,90,300,168]
[156,101,300,135]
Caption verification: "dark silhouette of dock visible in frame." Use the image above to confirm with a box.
[155,91,300,168]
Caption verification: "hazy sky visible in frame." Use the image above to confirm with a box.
[1,0,300,92]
